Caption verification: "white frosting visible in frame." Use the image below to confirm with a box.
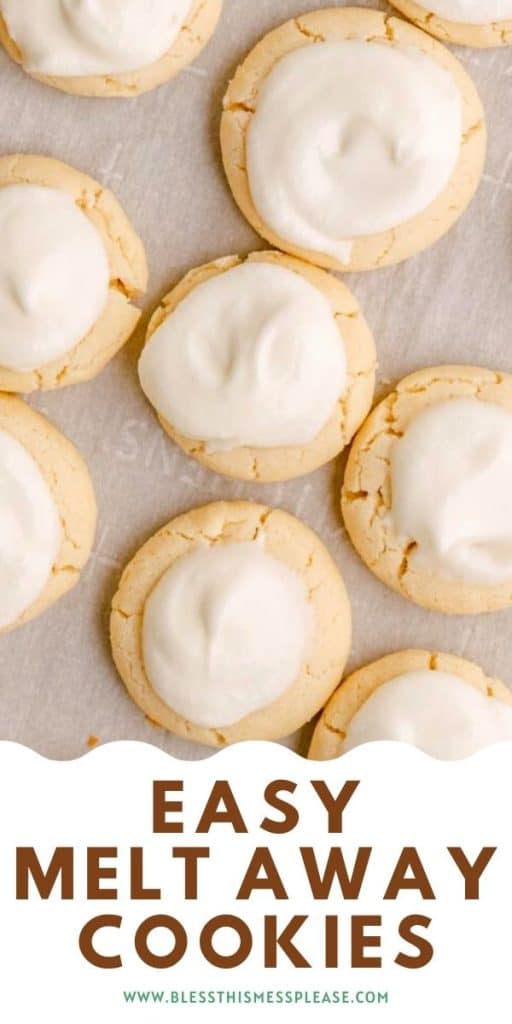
[142,541,313,728]
[0,184,109,373]
[421,0,512,25]
[0,0,193,76]
[391,398,512,586]
[139,262,346,452]
[343,670,512,759]
[0,430,61,629]
[246,41,462,261]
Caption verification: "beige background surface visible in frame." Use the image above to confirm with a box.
[1,0,511,761]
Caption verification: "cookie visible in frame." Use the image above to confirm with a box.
[0,0,223,98]
[221,8,485,273]
[0,393,96,632]
[0,154,147,393]
[342,365,512,615]
[138,251,376,483]
[111,501,351,746]
[390,0,512,48]
[309,649,512,760]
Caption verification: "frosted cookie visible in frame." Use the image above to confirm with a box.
[309,650,512,760]
[138,251,376,483]
[342,365,512,615]
[221,8,485,273]
[111,501,351,746]
[0,393,96,632]
[390,0,512,48]
[0,1,223,98]
[0,154,147,393]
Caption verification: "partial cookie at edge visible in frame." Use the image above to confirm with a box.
[0,0,223,97]
[0,392,97,632]
[0,154,148,392]
[341,365,512,615]
[309,649,512,760]
[389,0,512,48]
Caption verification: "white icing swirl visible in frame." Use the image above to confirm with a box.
[421,0,512,24]
[343,670,512,759]
[142,541,313,728]
[247,41,462,261]
[390,398,512,586]
[139,261,346,452]
[0,184,109,373]
[0,0,193,76]
[0,429,61,629]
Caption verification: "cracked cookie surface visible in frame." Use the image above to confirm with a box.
[389,0,512,48]
[309,649,512,759]
[342,365,512,614]
[110,500,352,746]
[141,250,376,483]
[0,154,147,392]
[220,7,486,273]
[0,392,97,632]
[0,0,223,98]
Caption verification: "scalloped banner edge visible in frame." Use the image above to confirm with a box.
[2,737,512,771]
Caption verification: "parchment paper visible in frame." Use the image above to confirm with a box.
[1,0,511,760]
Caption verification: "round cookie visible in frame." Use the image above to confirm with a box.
[389,0,512,48]
[0,392,97,632]
[342,365,512,615]
[309,649,512,760]
[110,501,352,746]
[0,1,223,98]
[0,154,147,393]
[139,251,376,483]
[221,7,486,273]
